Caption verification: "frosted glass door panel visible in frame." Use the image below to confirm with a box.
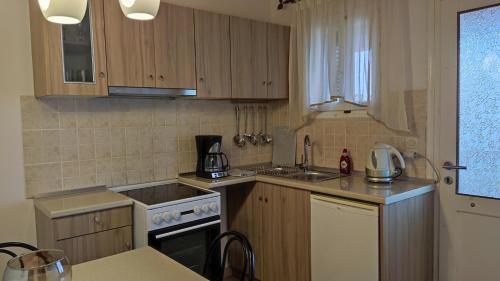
[457,5,500,199]
[62,5,95,83]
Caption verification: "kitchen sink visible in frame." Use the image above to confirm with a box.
[286,170,340,183]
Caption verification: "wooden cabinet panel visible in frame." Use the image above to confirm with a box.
[227,183,310,281]
[278,185,311,281]
[154,4,196,89]
[28,0,108,97]
[194,11,232,98]
[54,206,132,240]
[267,24,290,99]
[380,192,434,281]
[230,17,268,99]
[227,183,264,280]
[57,226,132,265]
[103,0,155,87]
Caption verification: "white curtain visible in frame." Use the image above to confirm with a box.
[289,0,413,132]
[288,0,344,130]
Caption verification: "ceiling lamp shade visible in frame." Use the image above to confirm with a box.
[38,0,88,24]
[119,0,160,20]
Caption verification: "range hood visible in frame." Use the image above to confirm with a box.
[108,87,196,98]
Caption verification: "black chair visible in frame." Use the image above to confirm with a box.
[0,242,40,267]
[203,231,255,281]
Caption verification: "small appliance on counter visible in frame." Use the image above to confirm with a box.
[196,135,230,179]
[365,143,406,183]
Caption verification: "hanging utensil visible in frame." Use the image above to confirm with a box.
[233,106,246,147]
[264,106,273,144]
[249,106,258,145]
[257,106,265,144]
[243,106,251,140]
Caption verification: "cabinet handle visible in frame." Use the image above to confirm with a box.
[149,74,154,80]
[199,77,204,82]
[125,242,131,250]
[99,72,105,78]
[94,216,101,225]
[262,81,266,85]
[264,198,268,203]
[267,81,272,86]
[258,196,263,202]
[159,75,165,81]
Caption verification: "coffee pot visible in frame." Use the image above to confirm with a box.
[196,135,230,179]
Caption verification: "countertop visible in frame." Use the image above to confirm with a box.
[34,189,133,218]
[72,246,207,281]
[178,172,434,205]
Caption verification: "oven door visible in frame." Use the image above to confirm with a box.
[148,216,221,275]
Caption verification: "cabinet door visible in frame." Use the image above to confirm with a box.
[227,183,264,280]
[57,226,132,265]
[154,4,196,89]
[262,183,311,281]
[267,24,290,99]
[103,0,155,87]
[230,17,268,99]
[194,11,231,98]
[28,0,108,96]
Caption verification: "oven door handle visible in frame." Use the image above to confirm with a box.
[154,220,221,240]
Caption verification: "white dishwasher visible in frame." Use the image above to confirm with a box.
[311,194,379,281]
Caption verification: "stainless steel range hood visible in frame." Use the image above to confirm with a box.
[108,87,196,98]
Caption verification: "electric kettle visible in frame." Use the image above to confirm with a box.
[365,143,406,183]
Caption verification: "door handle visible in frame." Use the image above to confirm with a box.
[442,161,467,170]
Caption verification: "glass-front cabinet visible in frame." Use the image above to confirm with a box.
[28,0,108,97]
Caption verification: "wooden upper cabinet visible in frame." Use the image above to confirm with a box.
[194,11,232,98]
[28,0,108,97]
[103,0,155,87]
[230,17,268,99]
[267,24,290,99]
[154,4,196,89]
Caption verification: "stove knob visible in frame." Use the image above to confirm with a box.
[201,204,210,213]
[152,214,163,225]
[193,206,202,215]
[172,210,181,220]
[162,212,172,222]
[209,202,218,212]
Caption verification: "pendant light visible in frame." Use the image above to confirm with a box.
[119,0,160,20]
[38,0,88,24]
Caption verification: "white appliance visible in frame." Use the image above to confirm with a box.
[365,143,406,183]
[115,181,221,274]
[311,194,379,281]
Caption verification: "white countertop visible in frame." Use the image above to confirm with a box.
[34,189,133,218]
[178,172,434,205]
[72,247,207,281]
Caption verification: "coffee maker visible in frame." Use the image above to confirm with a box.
[196,135,230,179]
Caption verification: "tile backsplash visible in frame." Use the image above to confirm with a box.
[20,91,428,197]
[293,91,428,178]
[21,97,274,197]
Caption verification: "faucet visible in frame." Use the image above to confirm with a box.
[302,135,312,171]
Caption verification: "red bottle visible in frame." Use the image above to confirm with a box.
[339,148,352,175]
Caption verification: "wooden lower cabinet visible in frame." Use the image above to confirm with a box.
[35,206,133,265]
[57,226,132,265]
[227,182,311,281]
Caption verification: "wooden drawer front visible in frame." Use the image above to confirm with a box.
[54,206,132,240]
[57,226,132,265]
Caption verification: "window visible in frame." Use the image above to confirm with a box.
[457,4,500,199]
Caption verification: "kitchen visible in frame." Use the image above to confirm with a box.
[0,0,498,281]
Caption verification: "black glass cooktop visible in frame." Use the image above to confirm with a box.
[119,183,210,205]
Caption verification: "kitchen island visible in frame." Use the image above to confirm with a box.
[72,246,207,281]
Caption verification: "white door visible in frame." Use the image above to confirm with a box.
[437,1,500,280]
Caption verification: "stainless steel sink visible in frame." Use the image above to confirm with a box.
[286,170,341,183]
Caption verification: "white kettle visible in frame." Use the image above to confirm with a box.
[365,143,405,183]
